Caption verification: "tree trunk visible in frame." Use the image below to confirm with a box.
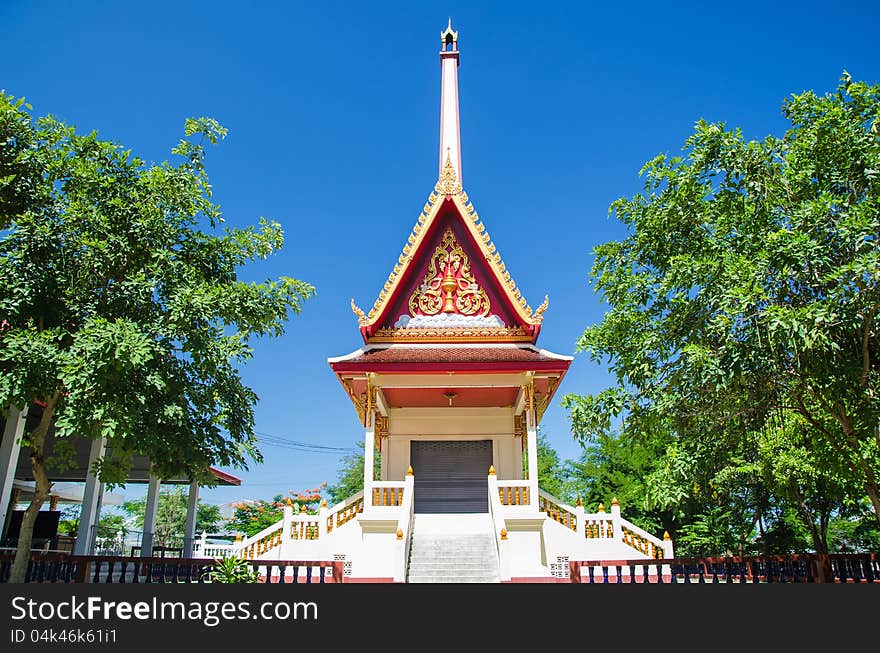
[9,392,60,583]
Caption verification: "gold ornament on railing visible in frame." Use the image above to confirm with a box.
[500,528,508,541]
[396,528,403,540]
[409,227,490,317]
[407,465,414,476]
[488,465,496,476]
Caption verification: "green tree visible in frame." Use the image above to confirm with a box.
[0,93,314,581]
[228,485,326,537]
[326,442,379,505]
[532,432,568,500]
[564,74,880,537]
[121,487,224,546]
[566,430,676,538]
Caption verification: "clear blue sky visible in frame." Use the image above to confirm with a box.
[3,1,879,510]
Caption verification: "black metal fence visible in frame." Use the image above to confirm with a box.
[0,553,344,584]
[569,553,880,583]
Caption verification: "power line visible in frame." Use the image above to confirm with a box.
[254,431,359,454]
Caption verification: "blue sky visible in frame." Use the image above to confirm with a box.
[3,1,879,510]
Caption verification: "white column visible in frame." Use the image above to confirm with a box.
[0,405,28,539]
[439,40,462,183]
[73,437,106,555]
[525,425,539,509]
[182,480,199,558]
[363,423,375,509]
[141,473,161,556]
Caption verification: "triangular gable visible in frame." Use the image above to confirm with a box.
[351,158,549,343]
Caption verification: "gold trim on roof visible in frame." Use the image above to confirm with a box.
[356,162,546,337]
[370,325,530,342]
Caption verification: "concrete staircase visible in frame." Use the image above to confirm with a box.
[406,513,500,583]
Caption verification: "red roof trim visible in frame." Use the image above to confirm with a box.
[209,467,242,486]
[330,360,570,374]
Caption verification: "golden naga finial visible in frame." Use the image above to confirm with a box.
[436,150,462,196]
[530,295,550,322]
[351,298,368,326]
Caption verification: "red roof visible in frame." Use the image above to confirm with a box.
[345,346,560,363]
[209,467,242,487]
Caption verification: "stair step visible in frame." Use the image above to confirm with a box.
[406,513,500,584]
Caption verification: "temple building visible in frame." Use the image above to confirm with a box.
[235,22,672,582]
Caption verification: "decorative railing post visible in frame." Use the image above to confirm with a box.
[662,530,674,559]
[318,500,329,539]
[281,500,294,552]
[610,498,623,546]
[575,497,585,538]
[195,532,207,557]
[393,466,416,583]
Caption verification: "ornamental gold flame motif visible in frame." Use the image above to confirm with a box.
[409,227,491,317]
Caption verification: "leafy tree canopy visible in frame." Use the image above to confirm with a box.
[563,74,880,532]
[0,92,314,580]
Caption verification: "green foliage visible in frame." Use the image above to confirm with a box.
[228,485,326,537]
[209,555,259,583]
[326,442,380,505]
[563,74,880,553]
[0,90,314,482]
[0,91,313,577]
[534,432,568,500]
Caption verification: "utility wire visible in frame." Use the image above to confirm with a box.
[254,431,359,454]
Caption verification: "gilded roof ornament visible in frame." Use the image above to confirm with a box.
[440,18,458,43]
[351,298,368,326]
[530,295,550,323]
[436,151,462,196]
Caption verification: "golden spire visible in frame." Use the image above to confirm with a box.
[436,150,462,195]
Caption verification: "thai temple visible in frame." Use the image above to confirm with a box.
[230,22,673,582]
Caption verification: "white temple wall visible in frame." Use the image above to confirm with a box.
[383,407,522,480]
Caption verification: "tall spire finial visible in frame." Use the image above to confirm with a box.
[438,20,462,186]
[440,18,458,46]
